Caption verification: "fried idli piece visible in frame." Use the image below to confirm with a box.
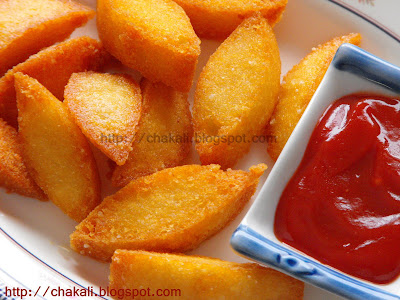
[173,0,287,39]
[97,0,201,92]
[65,72,142,166]
[0,118,46,200]
[193,14,281,169]
[0,36,108,127]
[15,73,101,222]
[266,33,362,161]
[111,78,192,187]
[70,164,266,261]
[0,0,95,76]
[110,250,304,300]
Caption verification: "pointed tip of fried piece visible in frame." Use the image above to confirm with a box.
[173,0,288,39]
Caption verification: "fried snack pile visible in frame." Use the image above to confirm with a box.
[70,164,266,261]
[0,36,108,127]
[0,118,46,200]
[0,0,94,76]
[65,72,142,165]
[110,250,304,300]
[15,73,101,222]
[173,0,288,39]
[112,78,192,187]
[97,0,201,92]
[193,13,281,169]
[266,33,362,160]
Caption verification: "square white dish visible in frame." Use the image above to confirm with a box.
[231,43,400,300]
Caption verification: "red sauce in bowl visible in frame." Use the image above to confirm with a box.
[274,94,400,284]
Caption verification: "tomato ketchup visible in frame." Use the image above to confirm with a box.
[274,94,400,284]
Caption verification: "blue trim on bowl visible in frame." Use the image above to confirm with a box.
[231,44,400,299]
[231,225,400,300]
[332,43,400,93]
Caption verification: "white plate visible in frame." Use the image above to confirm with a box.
[1,0,399,299]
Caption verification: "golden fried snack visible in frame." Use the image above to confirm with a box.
[70,164,266,261]
[97,0,201,92]
[193,14,281,169]
[110,250,304,300]
[15,73,101,222]
[0,36,108,127]
[0,118,46,200]
[266,33,362,160]
[173,0,288,39]
[0,0,94,76]
[65,72,142,166]
[112,78,192,187]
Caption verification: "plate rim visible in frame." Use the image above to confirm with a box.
[328,0,400,43]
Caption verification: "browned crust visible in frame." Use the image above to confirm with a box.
[0,0,95,75]
[97,0,200,92]
[0,118,46,200]
[0,36,109,127]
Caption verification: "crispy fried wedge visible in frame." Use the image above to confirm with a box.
[0,118,46,200]
[111,78,192,187]
[193,14,281,169]
[70,164,266,261]
[15,73,101,222]
[267,33,362,160]
[0,36,108,127]
[97,0,201,92]
[65,72,142,166]
[0,0,94,76]
[110,250,304,300]
[173,0,287,39]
